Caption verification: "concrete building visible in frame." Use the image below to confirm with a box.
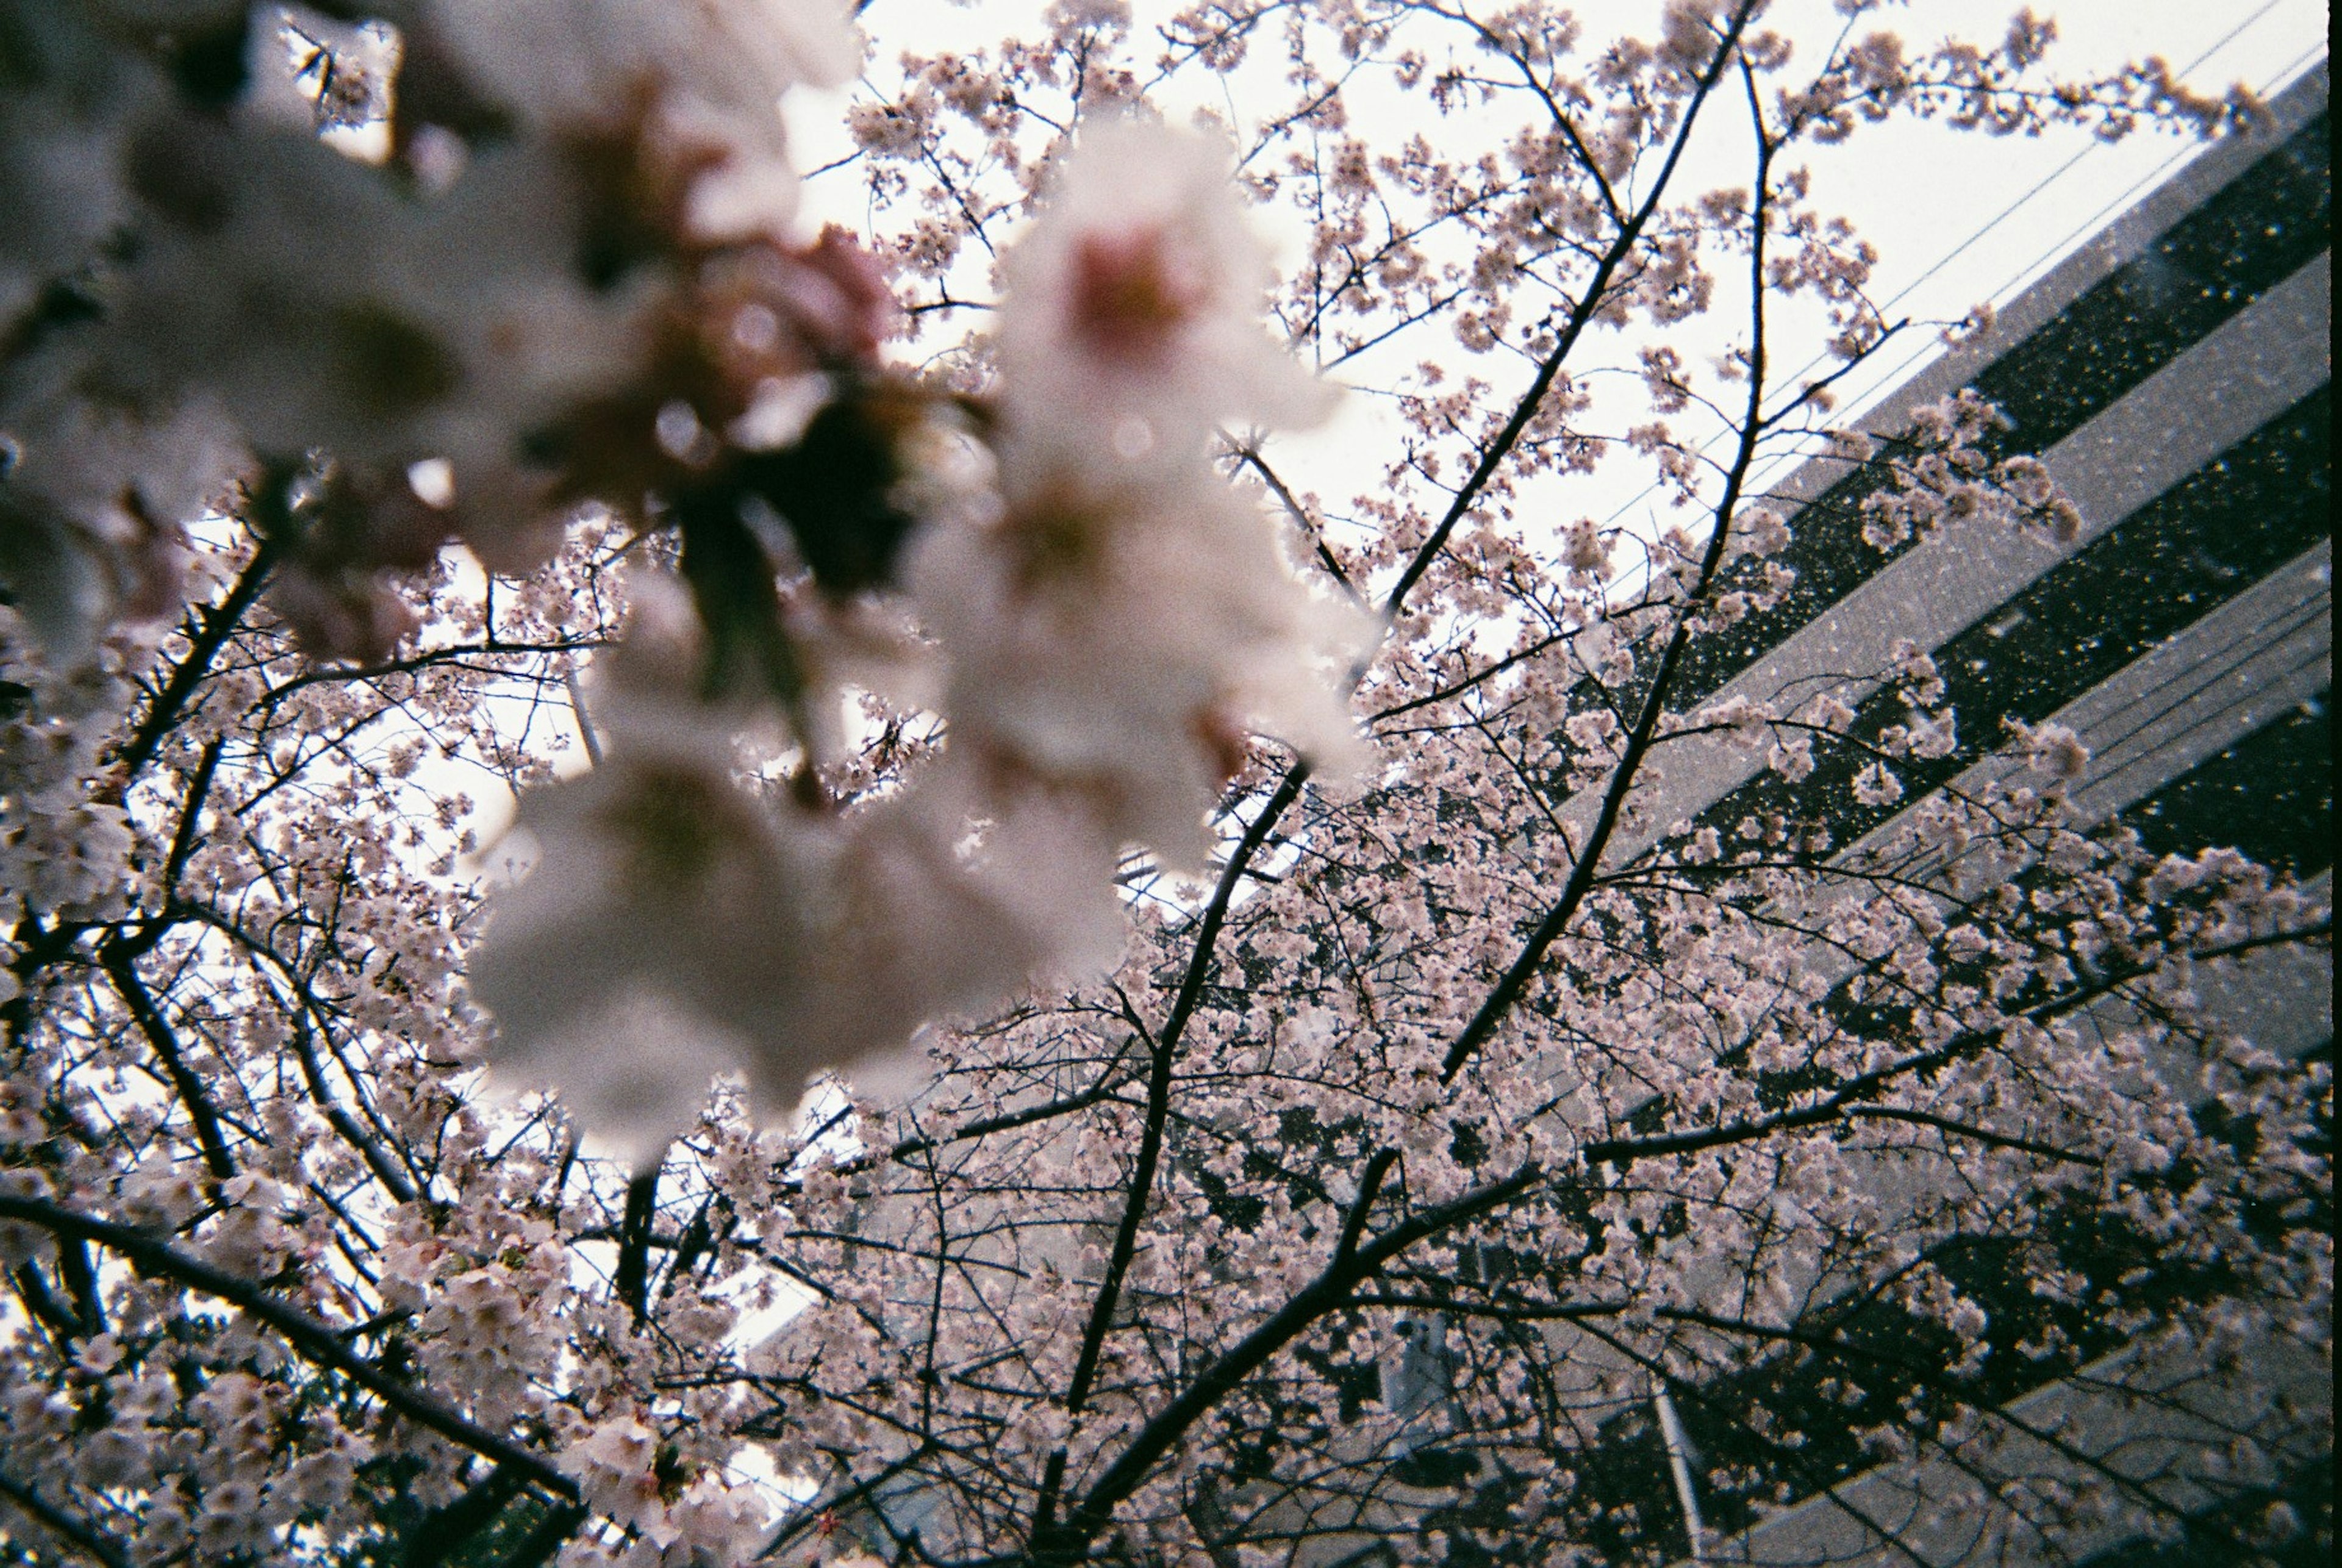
[1551,58,2334,1568]
[809,60,2332,1567]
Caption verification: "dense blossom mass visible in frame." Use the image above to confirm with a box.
[0,1,2326,1566]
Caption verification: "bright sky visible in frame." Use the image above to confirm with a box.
[799,0,2325,323]
[1742,0,2327,419]
[789,0,2326,541]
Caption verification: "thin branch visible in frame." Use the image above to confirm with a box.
[1438,50,1778,1084]
[1581,918,2333,1169]
[109,537,276,788]
[0,1468,130,1568]
[99,947,237,1184]
[0,1194,580,1502]
[1380,1,1755,618]
[1030,1161,1542,1564]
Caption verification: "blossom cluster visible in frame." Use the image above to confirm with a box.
[468,111,1367,1159]
[3,2,1366,1159]
[0,4,2324,1567]
[5,0,867,655]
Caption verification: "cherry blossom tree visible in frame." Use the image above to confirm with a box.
[0,2,2326,1566]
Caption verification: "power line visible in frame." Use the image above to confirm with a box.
[1596,7,2308,529]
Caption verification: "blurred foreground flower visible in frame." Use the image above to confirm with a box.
[473,118,1367,1156]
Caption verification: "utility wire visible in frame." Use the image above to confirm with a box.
[1597,5,2308,531]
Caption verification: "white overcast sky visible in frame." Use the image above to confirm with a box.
[797,0,2321,428]
[1732,0,2328,421]
[797,0,2324,332]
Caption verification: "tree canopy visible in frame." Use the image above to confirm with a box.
[0,3,2327,1566]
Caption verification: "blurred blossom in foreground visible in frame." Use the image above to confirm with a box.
[5,1,1372,1158]
[471,116,1367,1156]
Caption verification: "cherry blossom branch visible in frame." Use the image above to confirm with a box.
[109,539,275,788]
[1420,1,1625,223]
[1027,1159,1542,1564]
[1838,1104,2104,1166]
[1367,624,1575,721]
[1161,764,1316,1053]
[1438,74,1783,1086]
[257,634,606,702]
[0,1467,129,1568]
[1380,0,1756,618]
[1223,440,1358,598]
[1011,762,1361,1536]
[1580,916,2332,1169]
[10,1265,85,1346]
[878,1058,1141,1167]
[154,735,223,899]
[182,899,432,1204]
[1046,79,1797,1516]
[99,947,238,1184]
[1027,1022,1168,1533]
[0,1193,581,1503]
[282,1004,421,1205]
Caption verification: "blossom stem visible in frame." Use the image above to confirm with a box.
[0,1193,581,1502]
[0,1467,129,1568]
[109,537,277,790]
[1380,0,1756,620]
